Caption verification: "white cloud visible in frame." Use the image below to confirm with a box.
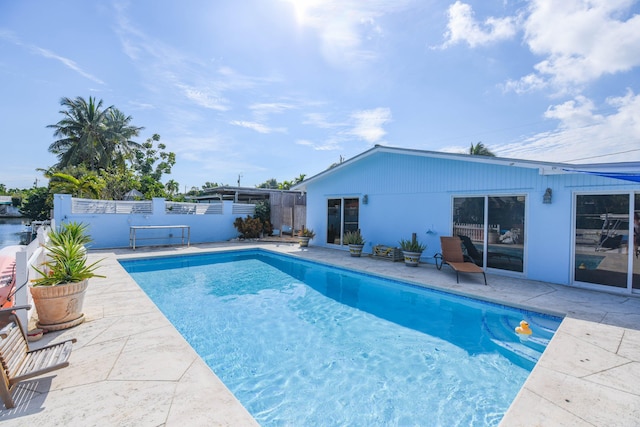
[348,107,392,143]
[498,90,640,163]
[281,0,412,68]
[441,1,517,48]
[303,112,343,129]
[513,0,640,92]
[179,84,230,111]
[250,102,294,115]
[229,120,286,134]
[295,138,342,151]
[0,31,105,84]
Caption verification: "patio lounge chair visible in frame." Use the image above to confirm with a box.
[457,235,522,267]
[436,236,487,285]
[0,306,76,409]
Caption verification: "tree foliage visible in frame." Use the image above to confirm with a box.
[47,96,143,170]
[469,142,496,157]
[19,187,52,221]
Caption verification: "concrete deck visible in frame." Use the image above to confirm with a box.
[1,241,639,426]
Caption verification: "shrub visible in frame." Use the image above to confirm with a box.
[233,215,263,238]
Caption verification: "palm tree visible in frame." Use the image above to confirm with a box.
[48,97,111,170]
[103,108,143,169]
[48,96,144,171]
[47,171,104,199]
[469,142,496,157]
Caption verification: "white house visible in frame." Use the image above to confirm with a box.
[292,145,640,294]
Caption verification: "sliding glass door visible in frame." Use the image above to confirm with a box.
[453,195,525,273]
[574,193,638,290]
[327,198,359,245]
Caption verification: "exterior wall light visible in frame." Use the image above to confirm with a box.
[362,194,368,205]
[543,188,552,204]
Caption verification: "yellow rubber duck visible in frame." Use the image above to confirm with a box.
[515,320,532,335]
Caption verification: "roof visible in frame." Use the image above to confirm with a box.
[292,145,640,191]
[192,186,303,203]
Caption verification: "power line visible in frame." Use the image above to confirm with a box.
[562,148,640,162]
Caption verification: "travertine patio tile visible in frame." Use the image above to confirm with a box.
[167,358,259,426]
[537,329,631,377]
[500,387,593,427]
[557,317,625,352]
[108,325,198,382]
[520,366,640,427]
[41,338,126,390]
[16,380,175,427]
[584,361,640,396]
[618,328,640,361]
[3,243,640,426]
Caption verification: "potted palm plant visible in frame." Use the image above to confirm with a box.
[343,230,365,257]
[399,233,427,267]
[30,222,104,331]
[298,227,316,247]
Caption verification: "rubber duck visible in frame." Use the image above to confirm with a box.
[515,320,532,336]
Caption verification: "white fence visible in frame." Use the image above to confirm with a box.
[453,223,500,242]
[55,195,256,249]
[13,223,52,331]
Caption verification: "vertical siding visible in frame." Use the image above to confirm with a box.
[304,150,640,286]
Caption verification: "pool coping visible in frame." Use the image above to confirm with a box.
[2,242,639,426]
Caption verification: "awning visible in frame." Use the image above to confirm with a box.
[577,171,640,183]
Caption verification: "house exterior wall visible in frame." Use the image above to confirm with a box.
[303,151,639,286]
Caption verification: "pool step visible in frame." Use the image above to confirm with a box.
[482,315,555,366]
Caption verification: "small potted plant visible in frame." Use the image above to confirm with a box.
[343,230,365,257]
[399,233,427,267]
[30,222,104,331]
[298,227,316,247]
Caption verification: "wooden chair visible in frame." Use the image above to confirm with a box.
[435,236,487,285]
[0,306,76,409]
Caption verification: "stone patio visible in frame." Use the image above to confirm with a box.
[1,241,639,426]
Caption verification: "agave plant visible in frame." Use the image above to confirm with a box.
[32,223,104,287]
[299,227,316,238]
[48,221,92,247]
[399,235,427,253]
[343,230,365,245]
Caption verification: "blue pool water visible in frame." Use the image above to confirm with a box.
[120,250,562,426]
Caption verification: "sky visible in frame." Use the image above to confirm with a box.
[1,0,640,191]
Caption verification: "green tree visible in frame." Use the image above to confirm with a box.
[131,134,176,198]
[47,171,104,199]
[133,134,176,181]
[20,187,52,221]
[165,179,180,197]
[47,96,143,170]
[257,178,279,189]
[469,142,496,157]
[103,108,143,168]
[99,167,139,200]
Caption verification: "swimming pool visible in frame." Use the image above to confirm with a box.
[120,249,561,426]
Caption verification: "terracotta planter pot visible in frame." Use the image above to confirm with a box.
[29,280,88,331]
[402,251,422,267]
[348,244,364,257]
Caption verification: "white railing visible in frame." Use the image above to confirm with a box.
[453,223,500,242]
[165,201,224,215]
[72,199,153,214]
[232,204,256,215]
[14,223,52,331]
